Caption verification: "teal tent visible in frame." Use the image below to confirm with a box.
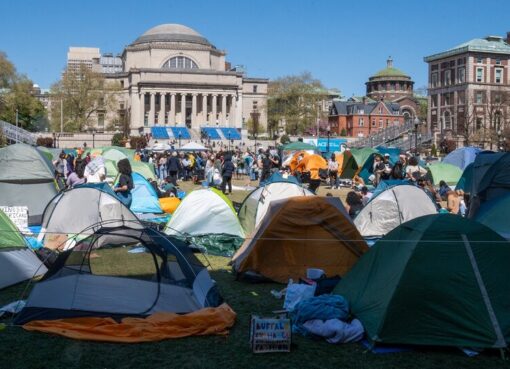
[130,173,162,214]
[334,214,510,348]
[358,147,400,183]
[282,141,317,151]
[455,162,473,191]
[474,193,510,240]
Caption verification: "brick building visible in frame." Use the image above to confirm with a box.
[329,99,404,138]
[424,33,510,147]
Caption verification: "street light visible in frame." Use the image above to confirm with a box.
[15,109,18,143]
[498,129,503,152]
[414,117,421,155]
[92,130,96,148]
[326,124,331,153]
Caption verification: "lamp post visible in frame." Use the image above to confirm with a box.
[15,109,18,142]
[250,109,260,153]
[326,124,331,153]
[408,131,413,152]
[413,117,421,155]
[92,130,96,148]
[178,132,182,149]
[498,129,503,152]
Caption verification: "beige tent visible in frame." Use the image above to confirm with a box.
[232,196,368,283]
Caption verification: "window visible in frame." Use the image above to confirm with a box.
[494,93,501,104]
[477,56,484,63]
[359,118,364,127]
[378,106,383,114]
[476,117,483,130]
[252,101,258,110]
[457,67,465,83]
[476,91,484,104]
[445,70,451,85]
[431,72,438,87]
[443,93,451,105]
[495,68,503,83]
[496,58,502,65]
[253,85,258,93]
[386,119,389,127]
[162,56,198,69]
[458,92,465,105]
[371,119,376,127]
[431,94,438,108]
[476,68,484,82]
[98,113,104,127]
[379,119,383,128]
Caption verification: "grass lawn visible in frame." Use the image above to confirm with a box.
[0,179,509,369]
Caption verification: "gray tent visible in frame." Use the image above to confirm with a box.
[15,226,222,324]
[0,144,59,225]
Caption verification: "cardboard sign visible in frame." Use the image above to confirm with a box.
[0,206,29,233]
[250,315,291,353]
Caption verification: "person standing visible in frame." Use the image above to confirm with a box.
[114,158,134,208]
[221,155,235,194]
[328,153,339,189]
[158,154,168,182]
[166,151,181,186]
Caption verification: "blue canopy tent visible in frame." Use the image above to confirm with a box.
[130,173,163,214]
[443,147,483,170]
[358,147,401,183]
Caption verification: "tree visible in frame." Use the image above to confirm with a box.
[268,72,329,136]
[0,52,47,131]
[50,64,120,132]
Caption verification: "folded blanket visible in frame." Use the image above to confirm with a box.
[23,303,236,343]
[303,319,364,344]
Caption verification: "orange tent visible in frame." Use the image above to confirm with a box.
[296,154,327,180]
[232,196,368,283]
[288,150,310,172]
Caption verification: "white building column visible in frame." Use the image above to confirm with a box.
[149,92,155,126]
[131,90,140,131]
[180,93,187,125]
[191,93,198,129]
[140,92,146,127]
[159,92,166,125]
[235,92,243,130]
[212,94,218,126]
[202,94,208,125]
[229,94,235,127]
[221,94,227,126]
[170,93,176,125]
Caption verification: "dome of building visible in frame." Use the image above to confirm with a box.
[132,24,212,47]
[370,57,410,79]
[366,57,414,102]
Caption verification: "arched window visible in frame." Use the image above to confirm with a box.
[162,56,198,69]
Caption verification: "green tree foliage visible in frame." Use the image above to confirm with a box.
[111,133,124,147]
[268,72,328,135]
[50,64,120,132]
[0,52,47,131]
[279,134,290,144]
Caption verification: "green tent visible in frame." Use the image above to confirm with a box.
[334,214,510,348]
[130,160,156,180]
[282,141,317,151]
[339,147,378,179]
[0,209,47,288]
[426,162,462,185]
[104,160,120,181]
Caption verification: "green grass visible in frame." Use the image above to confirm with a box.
[1,255,509,369]
[1,182,509,368]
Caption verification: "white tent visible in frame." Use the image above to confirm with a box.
[238,182,314,235]
[181,142,207,151]
[354,185,437,238]
[151,142,171,152]
[38,184,142,250]
[165,188,244,238]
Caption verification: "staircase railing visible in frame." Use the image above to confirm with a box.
[0,120,37,145]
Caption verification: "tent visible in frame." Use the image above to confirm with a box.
[467,152,510,218]
[426,162,462,186]
[0,144,60,225]
[260,171,301,186]
[37,184,142,250]
[0,209,47,289]
[129,172,163,214]
[354,184,437,238]
[151,142,171,152]
[102,147,136,161]
[443,146,482,170]
[232,196,368,283]
[455,162,473,191]
[238,182,314,235]
[282,141,317,151]
[181,142,207,151]
[338,148,378,179]
[358,147,400,183]
[164,188,245,256]
[15,226,222,325]
[130,160,156,181]
[474,193,510,239]
[334,214,510,348]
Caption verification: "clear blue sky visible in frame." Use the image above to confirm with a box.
[1,0,510,96]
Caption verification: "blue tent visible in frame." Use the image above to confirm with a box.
[130,173,163,214]
[260,171,301,186]
[443,147,483,170]
[371,179,412,198]
[76,182,116,197]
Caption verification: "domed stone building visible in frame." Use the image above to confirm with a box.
[103,24,268,135]
[365,57,419,121]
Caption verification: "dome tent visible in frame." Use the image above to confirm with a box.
[354,184,437,238]
[443,146,482,171]
[426,162,463,186]
[164,188,244,256]
[15,225,222,325]
[238,182,314,235]
[334,214,510,349]
[232,196,368,283]
[129,173,163,214]
[474,193,510,240]
[37,183,142,250]
[0,144,60,225]
[0,209,47,289]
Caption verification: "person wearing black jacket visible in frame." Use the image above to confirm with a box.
[166,151,182,186]
[221,155,235,194]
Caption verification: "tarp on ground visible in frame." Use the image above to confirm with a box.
[443,146,482,171]
[0,144,60,225]
[354,184,437,238]
[426,162,463,186]
[232,196,368,283]
[334,214,510,348]
[0,209,47,289]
